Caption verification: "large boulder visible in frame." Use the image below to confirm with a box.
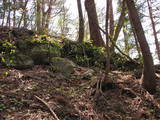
[50,57,76,76]
[30,44,61,65]
[9,53,34,69]
[15,39,35,53]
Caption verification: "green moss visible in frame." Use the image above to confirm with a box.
[61,40,106,68]
[50,57,76,76]
[0,104,6,111]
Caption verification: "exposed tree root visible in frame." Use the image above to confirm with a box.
[35,95,60,120]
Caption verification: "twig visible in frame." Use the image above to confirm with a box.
[35,95,60,120]
[104,114,112,120]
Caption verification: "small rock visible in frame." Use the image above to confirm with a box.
[50,57,76,77]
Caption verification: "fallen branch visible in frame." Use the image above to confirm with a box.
[35,95,60,120]
[104,114,112,120]
[121,87,138,98]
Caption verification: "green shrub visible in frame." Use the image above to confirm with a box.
[0,40,16,66]
[110,52,142,71]
[0,104,6,111]
[61,40,106,68]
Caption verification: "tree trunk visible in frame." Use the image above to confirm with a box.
[85,0,104,47]
[41,0,46,30]
[99,25,139,64]
[126,0,156,94]
[45,0,54,33]
[105,0,110,80]
[18,0,28,28]
[134,31,142,58]
[110,1,126,52]
[77,0,84,42]
[123,24,129,55]
[109,0,114,38]
[6,0,11,28]
[129,13,142,58]
[23,0,28,28]
[147,0,160,63]
[60,4,66,37]
[36,0,42,33]
[1,0,6,26]
[13,0,16,27]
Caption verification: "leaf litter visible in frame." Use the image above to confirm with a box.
[0,66,160,120]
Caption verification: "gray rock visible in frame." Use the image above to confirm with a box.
[50,57,76,76]
[9,53,34,69]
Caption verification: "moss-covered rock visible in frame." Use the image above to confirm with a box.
[50,57,76,76]
[61,40,106,68]
[30,44,61,65]
[15,39,35,53]
[9,53,34,69]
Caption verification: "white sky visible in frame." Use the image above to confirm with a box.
[65,0,118,18]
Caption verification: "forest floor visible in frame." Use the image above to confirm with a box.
[1,66,160,120]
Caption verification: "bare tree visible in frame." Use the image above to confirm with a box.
[37,0,58,33]
[147,0,160,63]
[126,0,156,94]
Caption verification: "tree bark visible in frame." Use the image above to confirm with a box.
[134,30,142,58]
[13,0,16,27]
[109,0,114,38]
[6,0,11,28]
[105,0,110,80]
[41,0,45,29]
[1,0,6,26]
[126,0,156,94]
[77,0,84,42]
[123,23,129,55]
[45,0,54,33]
[129,12,142,58]
[23,0,28,28]
[147,0,160,63]
[85,0,104,47]
[36,0,42,33]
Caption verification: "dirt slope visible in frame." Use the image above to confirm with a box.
[0,66,160,120]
